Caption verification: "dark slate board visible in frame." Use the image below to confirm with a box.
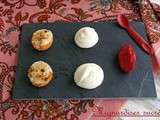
[13,22,157,99]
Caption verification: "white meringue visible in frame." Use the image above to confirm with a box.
[74,63,104,89]
[74,27,99,48]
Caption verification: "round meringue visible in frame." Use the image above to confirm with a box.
[74,27,99,48]
[74,63,104,89]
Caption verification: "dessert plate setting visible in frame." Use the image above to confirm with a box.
[13,17,157,99]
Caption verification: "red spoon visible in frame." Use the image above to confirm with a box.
[117,14,154,55]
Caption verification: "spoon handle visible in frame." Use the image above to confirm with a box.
[126,26,154,55]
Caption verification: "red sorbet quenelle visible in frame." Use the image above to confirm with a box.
[118,43,136,73]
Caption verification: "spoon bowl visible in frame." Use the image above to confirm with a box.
[117,14,129,29]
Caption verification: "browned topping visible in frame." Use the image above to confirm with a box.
[28,61,54,87]
[41,69,45,72]
[44,77,48,81]
[29,68,34,72]
[28,74,32,78]
[32,29,53,51]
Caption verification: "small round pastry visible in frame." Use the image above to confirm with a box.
[74,63,104,89]
[28,61,53,87]
[32,29,53,51]
[74,27,99,48]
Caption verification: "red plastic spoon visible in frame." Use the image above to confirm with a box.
[117,14,154,55]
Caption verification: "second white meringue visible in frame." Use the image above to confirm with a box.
[74,63,104,89]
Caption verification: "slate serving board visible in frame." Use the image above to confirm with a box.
[13,22,157,99]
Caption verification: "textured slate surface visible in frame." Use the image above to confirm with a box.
[13,22,157,99]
